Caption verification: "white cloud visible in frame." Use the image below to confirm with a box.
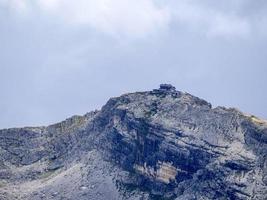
[46,0,169,38]
[0,0,29,14]
[168,0,251,38]
[208,14,250,38]
[9,0,170,38]
[1,0,267,39]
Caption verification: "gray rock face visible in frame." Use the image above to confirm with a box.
[0,85,266,200]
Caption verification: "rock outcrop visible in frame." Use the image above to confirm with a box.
[0,85,266,200]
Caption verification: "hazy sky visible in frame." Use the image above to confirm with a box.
[0,0,267,128]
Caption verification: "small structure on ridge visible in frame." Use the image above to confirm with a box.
[159,84,176,91]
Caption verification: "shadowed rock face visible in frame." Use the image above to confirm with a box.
[0,85,266,200]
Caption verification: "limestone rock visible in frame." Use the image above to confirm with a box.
[0,85,266,199]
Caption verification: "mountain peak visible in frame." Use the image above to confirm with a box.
[0,86,266,200]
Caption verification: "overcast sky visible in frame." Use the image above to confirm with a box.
[0,0,267,128]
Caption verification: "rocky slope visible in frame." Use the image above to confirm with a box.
[0,84,266,200]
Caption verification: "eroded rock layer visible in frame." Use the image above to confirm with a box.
[0,85,266,200]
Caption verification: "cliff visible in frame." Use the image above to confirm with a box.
[0,85,266,199]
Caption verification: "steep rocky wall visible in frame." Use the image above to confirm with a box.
[0,86,266,200]
[94,89,267,199]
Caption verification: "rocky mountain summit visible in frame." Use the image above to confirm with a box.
[0,84,266,200]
